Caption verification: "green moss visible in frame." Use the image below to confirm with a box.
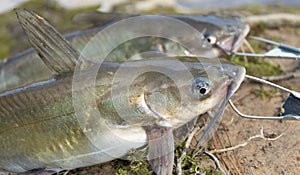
[113,147,153,175]
[114,142,217,175]
[174,152,222,175]
[203,168,224,175]
[0,10,19,59]
[232,56,282,77]
[114,159,154,175]
[251,88,277,99]
[173,141,224,175]
[0,32,15,58]
[249,22,267,36]
[138,7,178,14]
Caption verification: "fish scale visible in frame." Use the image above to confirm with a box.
[0,80,73,132]
[0,74,113,171]
[1,113,99,172]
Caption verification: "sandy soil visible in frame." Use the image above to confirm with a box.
[213,27,300,175]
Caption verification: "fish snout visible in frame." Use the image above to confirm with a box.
[224,65,246,94]
[218,24,250,52]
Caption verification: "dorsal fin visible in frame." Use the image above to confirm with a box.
[15,8,80,74]
[72,11,134,26]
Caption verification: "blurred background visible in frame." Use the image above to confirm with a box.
[1,0,300,60]
[2,0,300,13]
[0,1,299,175]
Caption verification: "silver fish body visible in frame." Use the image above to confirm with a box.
[0,58,245,174]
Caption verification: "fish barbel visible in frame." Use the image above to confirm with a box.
[0,9,246,175]
[0,10,249,92]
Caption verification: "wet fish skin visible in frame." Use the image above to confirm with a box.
[0,11,249,92]
[0,59,245,174]
[0,62,145,174]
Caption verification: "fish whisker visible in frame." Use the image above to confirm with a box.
[229,75,300,120]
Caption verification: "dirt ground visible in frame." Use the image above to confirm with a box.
[214,27,300,175]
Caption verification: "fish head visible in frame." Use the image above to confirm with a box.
[210,17,250,52]
[135,57,245,128]
[172,14,250,53]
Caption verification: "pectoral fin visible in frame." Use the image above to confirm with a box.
[15,9,80,74]
[23,169,60,175]
[147,125,174,175]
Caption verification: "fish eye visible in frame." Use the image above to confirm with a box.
[206,35,217,44]
[192,77,211,98]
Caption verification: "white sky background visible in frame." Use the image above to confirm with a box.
[1,0,300,14]
[178,0,300,10]
[0,0,30,14]
[0,0,105,13]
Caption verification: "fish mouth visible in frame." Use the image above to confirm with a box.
[214,61,246,99]
[217,24,250,52]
